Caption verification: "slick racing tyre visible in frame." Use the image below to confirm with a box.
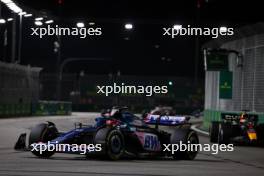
[218,123,232,144]
[29,122,58,158]
[171,129,199,160]
[256,124,264,146]
[209,121,220,143]
[105,129,125,160]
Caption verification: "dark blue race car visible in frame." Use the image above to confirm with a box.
[15,107,199,160]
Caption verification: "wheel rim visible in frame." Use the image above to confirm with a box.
[110,134,122,154]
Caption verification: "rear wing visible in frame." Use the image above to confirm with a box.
[221,113,258,122]
[144,114,190,126]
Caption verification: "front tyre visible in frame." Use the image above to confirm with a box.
[210,122,220,143]
[105,130,125,160]
[29,122,58,158]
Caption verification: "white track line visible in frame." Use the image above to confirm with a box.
[191,124,209,136]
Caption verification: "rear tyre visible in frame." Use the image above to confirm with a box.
[29,122,58,158]
[218,123,232,144]
[171,129,199,160]
[105,130,125,160]
[256,124,264,146]
[209,122,220,143]
[14,133,27,150]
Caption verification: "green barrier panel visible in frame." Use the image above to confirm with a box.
[32,102,49,116]
[0,105,3,116]
[57,103,64,115]
[0,104,31,117]
[31,101,72,116]
[258,114,264,124]
[0,101,69,117]
[5,105,10,116]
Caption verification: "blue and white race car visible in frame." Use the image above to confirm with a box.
[144,114,190,125]
[15,107,199,160]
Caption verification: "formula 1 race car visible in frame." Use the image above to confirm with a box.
[209,111,264,145]
[142,106,176,119]
[15,107,199,160]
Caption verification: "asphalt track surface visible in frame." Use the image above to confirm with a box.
[0,113,264,176]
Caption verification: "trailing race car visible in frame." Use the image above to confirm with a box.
[15,107,199,160]
[209,111,264,145]
[142,106,176,119]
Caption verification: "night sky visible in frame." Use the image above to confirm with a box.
[1,0,264,77]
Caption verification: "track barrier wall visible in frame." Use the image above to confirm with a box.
[31,101,72,116]
[0,61,72,117]
[0,101,72,117]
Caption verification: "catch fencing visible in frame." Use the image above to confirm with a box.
[0,61,41,116]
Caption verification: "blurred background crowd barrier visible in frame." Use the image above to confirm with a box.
[0,61,71,117]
